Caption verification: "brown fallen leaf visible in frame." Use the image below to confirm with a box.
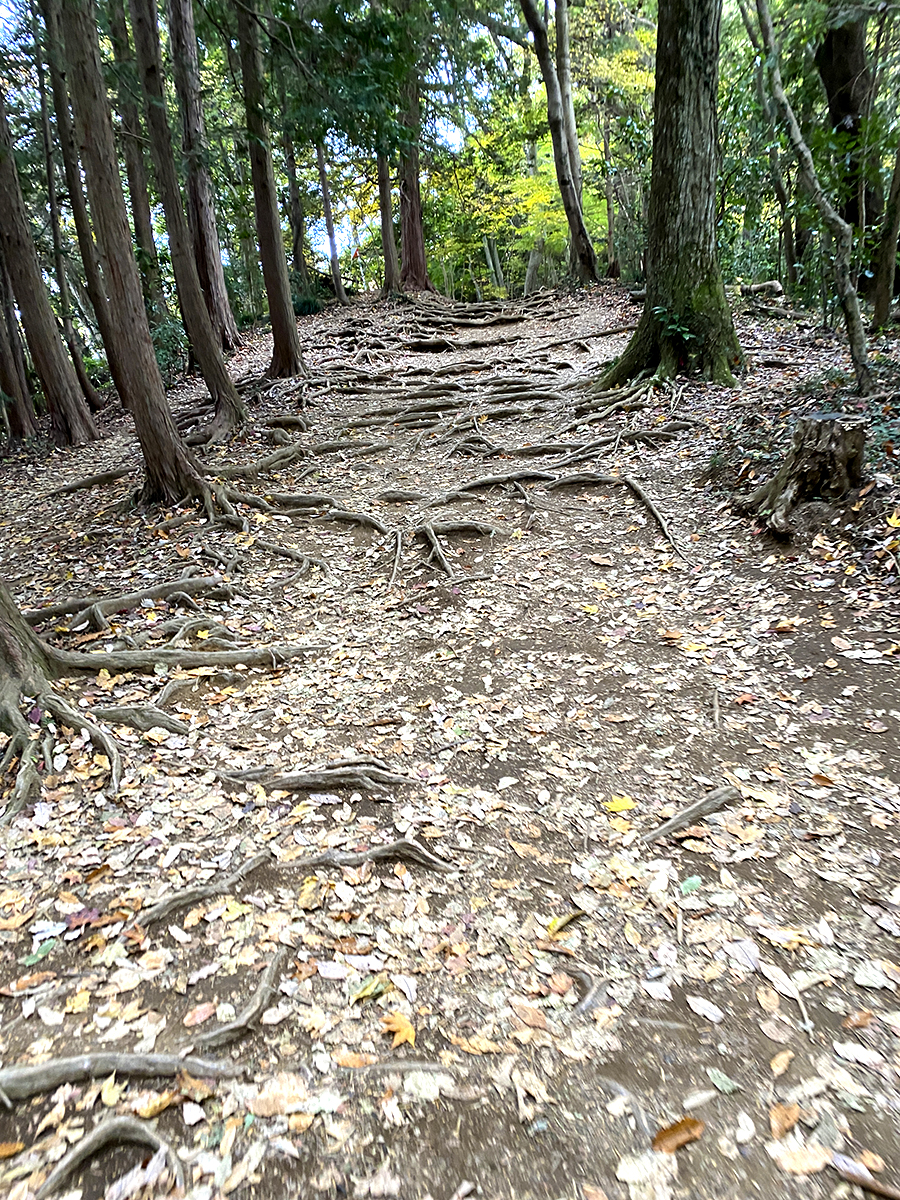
[842,1009,873,1029]
[510,1000,549,1030]
[177,1071,215,1102]
[652,1117,705,1153]
[0,1143,25,1160]
[859,1150,885,1172]
[773,1143,832,1174]
[449,1033,504,1055]
[381,1010,415,1048]
[769,1102,801,1140]
[182,1001,217,1027]
[582,1186,610,1200]
[249,1072,309,1117]
[332,1050,377,1068]
[770,1049,794,1077]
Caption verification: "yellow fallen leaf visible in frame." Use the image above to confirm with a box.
[381,1010,415,1049]
[101,1071,125,1107]
[623,920,642,947]
[65,989,90,1014]
[196,629,210,639]
[605,795,636,813]
[449,1033,503,1054]
[609,817,632,834]
[886,509,900,528]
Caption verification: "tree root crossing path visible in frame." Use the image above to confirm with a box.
[1,289,899,1200]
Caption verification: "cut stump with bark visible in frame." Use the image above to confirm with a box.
[735,413,866,536]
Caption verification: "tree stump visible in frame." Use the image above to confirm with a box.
[735,412,866,536]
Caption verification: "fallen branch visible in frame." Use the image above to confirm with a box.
[0,1052,242,1101]
[46,466,132,498]
[641,785,741,844]
[183,948,289,1051]
[35,1115,184,1199]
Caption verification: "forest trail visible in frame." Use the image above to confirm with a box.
[1,288,899,1200]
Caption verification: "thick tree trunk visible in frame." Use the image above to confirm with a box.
[284,131,310,291]
[107,0,167,324]
[167,0,240,352]
[520,0,598,285]
[398,76,435,293]
[377,154,401,296]
[602,0,741,387]
[316,143,350,306]
[755,0,872,395]
[871,140,900,330]
[236,1,303,377]
[0,85,98,446]
[59,0,207,503]
[554,0,581,202]
[735,414,866,536]
[129,0,245,441]
[0,254,37,442]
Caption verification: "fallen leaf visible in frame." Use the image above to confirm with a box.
[249,1072,309,1117]
[860,1150,885,1172]
[510,1000,548,1030]
[381,1010,415,1048]
[686,995,725,1023]
[332,1050,377,1068]
[182,1001,217,1027]
[769,1103,800,1139]
[652,1116,705,1153]
[0,1143,24,1160]
[770,1049,794,1077]
[772,1143,832,1174]
[100,1072,125,1107]
[842,1010,873,1029]
[449,1033,503,1055]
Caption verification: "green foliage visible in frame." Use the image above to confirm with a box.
[151,318,188,385]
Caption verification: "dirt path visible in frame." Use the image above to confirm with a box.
[1,288,899,1200]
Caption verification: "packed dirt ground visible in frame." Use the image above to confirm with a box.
[1,285,899,1200]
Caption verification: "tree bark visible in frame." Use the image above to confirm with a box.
[284,131,310,291]
[59,0,207,503]
[0,248,37,442]
[520,0,598,285]
[602,119,619,277]
[236,1,303,377]
[755,0,873,395]
[316,142,350,305]
[554,0,581,203]
[398,75,435,292]
[0,254,30,410]
[601,0,742,387]
[107,0,167,324]
[167,0,240,352]
[377,153,401,296]
[129,0,245,441]
[0,84,98,446]
[871,140,900,330]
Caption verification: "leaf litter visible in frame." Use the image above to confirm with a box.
[0,288,899,1199]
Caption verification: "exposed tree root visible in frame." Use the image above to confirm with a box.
[257,754,411,792]
[46,466,133,498]
[545,472,685,558]
[314,509,389,535]
[215,443,309,481]
[182,948,289,1051]
[253,540,329,575]
[91,705,190,735]
[0,1052,242,1102]
[35,1116,185,1199]
[141,836,453,927]
[23,574,229,629]
[640,784,740,844]
[418,523,454,575]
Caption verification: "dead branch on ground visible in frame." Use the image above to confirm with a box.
[0,1052,242,1102]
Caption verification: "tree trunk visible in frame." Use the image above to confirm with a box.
[377,153,401,296]
[316,142,349,305]
[0,85,98,446]
[284,131,310,291]
[398,75,435,293]
[554,0,581,203]
[33,22,104,413]
[755,0,872,395]
[59,0,207,503]
[735,414,866,536]
[129,0,245,441]
[107,0,167,324]
[871,140,900,330]
[0,254,30,410]
[602,119,619,277]
[524,239,544,295]
[0,251,37,442]
[601,0,742,387]
[520,0,598,285]
[167,0,240,352]
[236,0,303,377]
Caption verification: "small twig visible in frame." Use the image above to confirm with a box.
[419,523,454,576]
[831,1160,900,1200]
[35,1115,184,1199]
[184,948,288,1051]
[0,1052,242,1102]
[711,688,720,731]
[641,785,740,844]
[388,529,403,587]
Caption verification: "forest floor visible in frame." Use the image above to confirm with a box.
[1,284,899,1200]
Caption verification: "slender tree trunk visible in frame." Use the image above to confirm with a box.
[755,0,872,394]
[871,141,900,329]
[0,255,30,408]
[601,0,742,387]
[284,131,310,290]
[33,23,104,413]
[167,0,240,351]
[38,0,115,363]
[554,0,581,202]
[59,0,207,502]
[377,153,401,296]
[0,249,37,442]
[398,75,435,292]
[602,119,619,277]
[129,0,245,441]
[107,0,167,324]
[0,85,98,446]
[520,0,598,284]
[316,142,349,305]
[236,0,303,377]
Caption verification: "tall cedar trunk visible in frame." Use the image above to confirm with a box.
[755,0,872,394]
[554,0,581,202]
[0,254,31,407]
[237,2,303,377]
[0,85,98,446]
[0,249,37,441]
[377,154,401,296]
[34,27,104,413]
[316,143,349,305]
[398,75,435,292]
[284,131,310,290]
[39,0,116,363]
[602,0,741,386]
[107,0,167,323]
[167,0,240,351]
[520,0,598,284]
[871,141,900,329]
[815,18,881,234]
[59,0,207,503]
[129,0,245,438]
[602,119,619,277]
